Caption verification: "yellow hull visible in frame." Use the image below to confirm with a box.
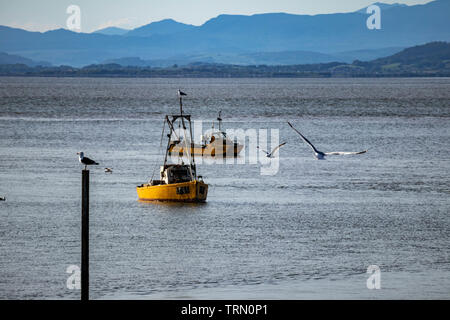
[136,180,208,202]
[169,143,243,157]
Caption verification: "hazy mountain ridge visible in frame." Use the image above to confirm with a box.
[94,27,130,35]
[1,42,448,77]
[0,0,448,66]
[0,51,51,66]
[355,2,408,13]
[103,47,406,67]
[353,41,450,72]
[125,19,196,37]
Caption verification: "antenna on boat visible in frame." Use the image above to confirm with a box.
[178,89,187,129]
[169,89,196,181]
[217,110,222,132]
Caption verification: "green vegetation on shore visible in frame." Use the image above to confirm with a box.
[0,42,449,78]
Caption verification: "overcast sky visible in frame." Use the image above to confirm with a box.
[0,0,434,33]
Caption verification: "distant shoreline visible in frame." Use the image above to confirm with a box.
[1,71,449,78]
[1,42,449,78]
[1,75,449,78]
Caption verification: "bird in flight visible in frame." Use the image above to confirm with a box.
[77,152,99,170]
[104,167,113,174]
[287,122,367,160]
[257,142,286,158]
[0,196,5,201]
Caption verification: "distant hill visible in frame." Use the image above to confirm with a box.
[110,39,443,77]
[353,41,450,74]
[356,2,407,13]
[1,42,448,77]
[103,47,407,67]
[125,19,195,37]
[0,0,449,67]
[0,51,51,66]
[181,51,340,65]
[104,51,342,67]
[93,27,129,35]
[332,47,405,63]
[372,41,450,65]
[102,57,151,67]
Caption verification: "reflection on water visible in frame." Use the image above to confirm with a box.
[0,77,449,299]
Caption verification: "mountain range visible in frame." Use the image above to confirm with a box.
[1,42,449,77]
[0,52,51,67]
[93,27,129,36]
[0,0,449,67]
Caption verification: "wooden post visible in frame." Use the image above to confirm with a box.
[81,169,89,301]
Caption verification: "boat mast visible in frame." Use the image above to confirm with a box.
[180,92,196,180]
[163,91,197,180]
[163,115,172,168]
[217,110,222,132]
[187,115,196,179]
[179,90,186,130]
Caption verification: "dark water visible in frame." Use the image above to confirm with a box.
[0,77,449,299]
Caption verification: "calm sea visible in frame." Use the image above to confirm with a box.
[0,77,449,299]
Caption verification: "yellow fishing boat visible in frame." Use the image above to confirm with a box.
[168,111,244,157]
[137,165,208,202]
[137,90,208,202]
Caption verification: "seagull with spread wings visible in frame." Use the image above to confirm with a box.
[257,142,286,158]
[287,122,367,160]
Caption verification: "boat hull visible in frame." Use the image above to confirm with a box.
[169,142,243,157]
[136,180,208,202]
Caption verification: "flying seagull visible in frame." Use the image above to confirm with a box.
[287,122,367,160]
[77,152,99,170]
[178,89,187,96]
[0,196,5,201]
[104,167,113,174]
[257,142,286,158]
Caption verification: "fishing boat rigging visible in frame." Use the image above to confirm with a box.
[136,91,208,202]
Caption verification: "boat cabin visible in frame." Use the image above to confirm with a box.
[203,131,230,145]
[160,164,195,184]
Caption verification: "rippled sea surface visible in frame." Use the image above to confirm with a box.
[0,77,449,299]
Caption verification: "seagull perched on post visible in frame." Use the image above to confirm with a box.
[257,142,286,158]
[178,89,187,96]
[77,152,99,170]
[287,122,367,160]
